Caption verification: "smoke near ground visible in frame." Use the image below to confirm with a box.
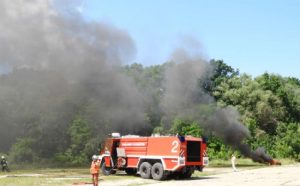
[160,40,273,163]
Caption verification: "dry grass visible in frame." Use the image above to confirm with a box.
[208,158,296,167]
[0,168,137,186]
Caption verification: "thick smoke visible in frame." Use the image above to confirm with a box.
[161,40,273,163]
[0,0,148,152]
[0,0,273,162]
[208,109,273,163]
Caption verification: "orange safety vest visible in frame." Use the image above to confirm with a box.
[90,160,100,174]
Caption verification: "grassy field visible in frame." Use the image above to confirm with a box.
[0,168,138,186]
[0,158,294,186]
[208,158,295,167]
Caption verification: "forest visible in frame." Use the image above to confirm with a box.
[0,60,299,166]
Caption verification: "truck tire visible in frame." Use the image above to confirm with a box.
[101,161,113,176]
[151,162,166,180]
[125,168,137,175]
[139,162,152,179]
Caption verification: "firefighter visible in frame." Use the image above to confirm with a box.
[231,154,237,172]
[1,156,9,172]
[90,155,101,186]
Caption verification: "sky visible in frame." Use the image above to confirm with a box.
[57,0,299,79]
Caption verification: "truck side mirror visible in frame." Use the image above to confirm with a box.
[203,136,208,143]
[98,143,102,150]
[177,135,185,142]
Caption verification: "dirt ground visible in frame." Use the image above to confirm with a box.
[100,163,300,186]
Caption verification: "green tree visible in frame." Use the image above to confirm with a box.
[256,73,300,122]
[208,59,239,95]
[169,118,202,137]
[55,116,91,166]
[9,138,36,163]
[274,122,300,160]
[214,74,285,135]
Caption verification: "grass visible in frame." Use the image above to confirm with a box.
[0,168,138,186]
[208,158,296,167]
[208,158,263,167]
[193,158,297,177]
[275,158,296,165]
[0,168,88,186]
[0,159,296,186]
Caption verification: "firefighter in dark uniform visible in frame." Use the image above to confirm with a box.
[1,156,9,172]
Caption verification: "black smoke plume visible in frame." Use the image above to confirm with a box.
[160,40,273,163]
[0,0,273,163]
[0,0,148,153]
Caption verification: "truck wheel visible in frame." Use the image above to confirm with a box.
[139,162,152,179]
[125,168,137,175]
[151,162,166,180]
[101,161,113,176]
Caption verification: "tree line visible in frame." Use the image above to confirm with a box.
[0,60,299,166]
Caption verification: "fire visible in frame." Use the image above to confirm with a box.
[269,159,281,165]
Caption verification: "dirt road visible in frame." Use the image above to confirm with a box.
[101,163,300,186]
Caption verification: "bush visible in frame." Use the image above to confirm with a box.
[9,138,37,163]
[54,116,92,166]
[169,118,202,136]
[274,122,300,161]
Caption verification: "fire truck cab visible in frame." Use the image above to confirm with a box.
[98,133,208,180]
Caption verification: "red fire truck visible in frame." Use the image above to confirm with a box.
[98,133,209,180]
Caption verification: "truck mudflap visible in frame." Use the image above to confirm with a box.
[179,156,185,165]
[203,156,209,166]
